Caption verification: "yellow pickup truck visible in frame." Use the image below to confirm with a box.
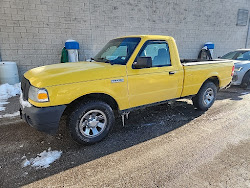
[20,35,234,144]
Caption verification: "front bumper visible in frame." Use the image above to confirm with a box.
[20,104,66,134]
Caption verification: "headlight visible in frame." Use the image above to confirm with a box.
[28,86,49,102]
[234,67,243,71]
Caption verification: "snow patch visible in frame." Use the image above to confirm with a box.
[0,101,9,105]
[0,83,21,112]
[0,83,20,100]
[0,111,20,118]
[19,92,31,108]
[0,106,6,111]
[22,148,62,169]
[22,158,30,168]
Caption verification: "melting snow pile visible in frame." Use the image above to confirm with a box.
[22,148,62,169]
[0,111,20,118]
[0,83,21,111]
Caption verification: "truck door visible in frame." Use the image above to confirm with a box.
[127,40,182,108]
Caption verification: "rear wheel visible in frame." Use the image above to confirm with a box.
[68,101,114,145]
[192,81,217,111]
[240,71,250,89]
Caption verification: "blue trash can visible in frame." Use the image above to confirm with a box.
[204,42,214,58]
[65,40,80,62]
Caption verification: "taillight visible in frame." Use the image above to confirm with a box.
[231,65,235,76]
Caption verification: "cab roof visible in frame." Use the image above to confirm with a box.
[117,35,174,41]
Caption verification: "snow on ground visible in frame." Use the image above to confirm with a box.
[0,111,20,118]
[19,92,31,108]
[0,83,21,112]
[22,148,62,169]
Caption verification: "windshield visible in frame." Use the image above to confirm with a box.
[221,51,250,60]
[93,37,141,65]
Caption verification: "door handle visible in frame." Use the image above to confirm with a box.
[169,71,176,75]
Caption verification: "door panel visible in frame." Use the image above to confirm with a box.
[128,67,182,107]
[127,40,182,108]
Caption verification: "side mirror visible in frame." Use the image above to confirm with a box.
[133,57,152,69]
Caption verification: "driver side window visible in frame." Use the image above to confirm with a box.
[139,41,171,67]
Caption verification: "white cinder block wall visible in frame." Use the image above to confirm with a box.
[0,0,250,76]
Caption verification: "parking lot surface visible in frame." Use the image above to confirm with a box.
[0,86,249,188]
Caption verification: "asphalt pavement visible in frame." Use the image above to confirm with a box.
[0,86,249,188]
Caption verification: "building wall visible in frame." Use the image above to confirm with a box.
[0,0,250,76]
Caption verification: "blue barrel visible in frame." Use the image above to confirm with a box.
[204,42,214,50]
[65,40,80,50]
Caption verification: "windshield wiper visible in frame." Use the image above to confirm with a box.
[105,59,114,65]
[96,58,114,65]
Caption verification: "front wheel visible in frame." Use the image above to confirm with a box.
[68,101,115,145]
[192,81,217,111]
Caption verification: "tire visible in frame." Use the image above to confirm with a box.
[240,71,250,89]
[68,101,115,145]
[192,81,217,111]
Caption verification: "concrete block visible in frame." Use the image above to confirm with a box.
[25,15,37,21]
[1,26,13,33]
[48,16,60,23]
[31,21,44,27]
[10,43,23,49]
[12,14,25,21]
[0,13,12,20]
[19,20,32,27]
[1,1,11,8]
[6,20,19,27]
[26,27,39,33]
[4,7,17,14]
[0,20,6,26]
[23,44,34,49]
[14,26,26,32]
[38,28,50,34]
[10,2,24,9]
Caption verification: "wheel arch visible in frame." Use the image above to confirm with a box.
[63,93,119,116]
[207,76,220,88]
[198,76,220,93]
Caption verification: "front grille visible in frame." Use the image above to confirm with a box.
[21,76,31,101]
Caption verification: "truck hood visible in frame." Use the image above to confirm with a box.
[24,61,127,88]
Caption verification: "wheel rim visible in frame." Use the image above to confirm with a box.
[203,88,214,106]
[79,110,107,138]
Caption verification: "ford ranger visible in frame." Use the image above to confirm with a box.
[20,35,234,144]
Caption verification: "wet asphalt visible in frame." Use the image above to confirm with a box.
[0,86,249,188]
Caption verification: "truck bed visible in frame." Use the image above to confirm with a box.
[180,59,234,97]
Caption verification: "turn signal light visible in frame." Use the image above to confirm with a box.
[38,93,48,100]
